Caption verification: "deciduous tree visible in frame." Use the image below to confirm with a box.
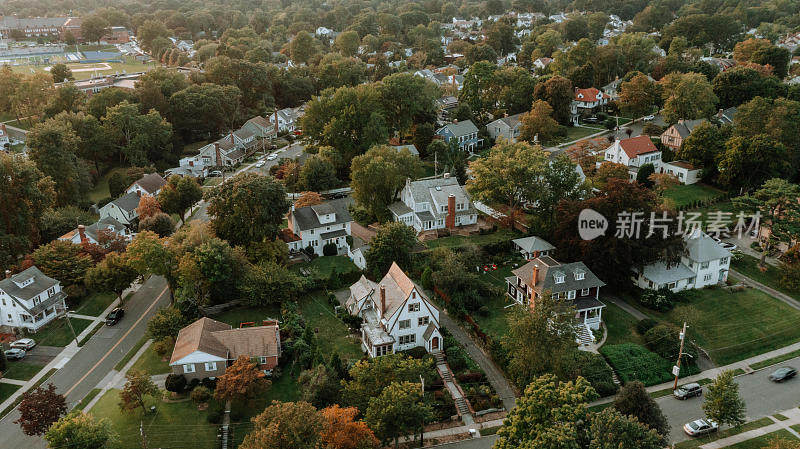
[15,383,67,436]
[613,381,669,439]
[519,100,560,143]
[703,370,746,428]
[717,135,789,191]
[660,72,718,124]
[118,369,159,414]
[350,145,422,220]
[366,381,432,448]
[299,155,338,192]
[378,73,439,136]
[81,15,109,43]
[49,64,74,84]
[364,223,418,280]
[215,356,271,402]
[138,212,176,237]
[294,191,324,208]
[589,407,664,449]
[85,251,138,304]
[44,411,117,449]
[533,75,573,125]
[240,401,324,449]
[619,73,659,117]
[135,195,162,220]
[32,240,93,288]
[27,119,90,206]
[320,404,379,449]
[158,175,203,223]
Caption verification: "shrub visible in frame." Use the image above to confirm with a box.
[445,346,470,373]
[456,372,485,384]
[322,242,337,256]
[477,305,490,317]
[421,266,433,289]
[644,324,680,359]
[600,343,699,386]
[206,402,224,423]
[635,318,658,335]
[187,378,200,391]
[190,386,212,404]
[401,346,429,359]
[637,288,675,312]
[201,377,217,390]
[152,337,175,359]
[164,374,187,393]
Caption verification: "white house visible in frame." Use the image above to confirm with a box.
[570,87,610,124]
[347,263,442,357]
[125,173,166,197]
[486,113,523,143]
[633,230,732,291]
[512,236,555,259]
[0,266,67,333]
[0,124,9,148]
[505,256,605,345]
[285,198,353,257]
[183,115,276,173]
[602,135,663,180]
[389,176,478,233]
[269,108,302,133]
[58,216,133,245]
[662,160,701,185]
[99,191,141,226]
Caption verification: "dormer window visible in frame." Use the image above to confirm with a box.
[574,269,585,280]
[554,274,565,284]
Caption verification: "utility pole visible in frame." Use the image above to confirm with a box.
[63,312,78,345]
[420,375,425,448]
[672,322,688,390]
[140,420,148,449]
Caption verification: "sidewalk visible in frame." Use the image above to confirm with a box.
[400,418,505,443]
[83,339,153,412]
[590,339,800,406]
[700,407,800,448]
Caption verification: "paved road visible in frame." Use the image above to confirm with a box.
[660,357,800,444]
[436,435,498,449]
[0,276,171,448]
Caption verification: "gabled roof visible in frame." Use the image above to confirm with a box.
[574,87,609,102]
[0,266,59,301]
[618,135,659,158]
[245,116,271,130]
[131,173,166,195]
[670,119,705,139]
[112,191,141,213]
[512,257,605,295]
[489,113,523,129]
[349,275,378,305]
[684,230,731,263]
[512,236,555,253]
[170,317,231,364]
[291,198,353,232]
[211,325,280,360]
[438,119,478,137]
[376,262,435,319]
[638,261,696,284]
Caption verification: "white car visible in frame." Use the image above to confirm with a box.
[683,419,718,437]
[643,115,655,121]
[255,161,265,168]
[4,348,26,360]
[10,338,36,350]
[267,153,277,161]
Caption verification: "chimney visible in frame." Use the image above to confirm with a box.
[4,270,10,279]
[274,110,279,134]
[136,189,141,197]
[77,225,87,243]
[717,108,723,118]
[452,119,458,124]
[446,194,456,229]
[230,133,235,145]
[380,286,386,316]
[443,172,450,178]
[214,143,222,166]
[188,160,193,167]
[678,118,684,124]
[532,250,540,260]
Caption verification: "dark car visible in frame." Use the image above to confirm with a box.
[106,308,125,326]
[673,383,703,400]
[769,366,797,382]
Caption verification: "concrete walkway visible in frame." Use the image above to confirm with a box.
[400,418,505,443]
[730,269,800,311]
[439,312,517,411]
[0,378,27,386]
[700,407,800,448]
[435,354,475,427]
[83,339,153,411]
[604,294,649,320]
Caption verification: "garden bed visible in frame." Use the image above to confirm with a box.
[600,343,700,386]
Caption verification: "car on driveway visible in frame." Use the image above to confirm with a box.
[769,366,797,382]
[255,161,265,168]
[209,170,223,177]
[643,115,656,121]
[106,308,125,326]
[583,116,599,123]
[10,338,36,350]
[684,419,718,436]
[267,153,277,161]
[673,383,703,400]
[4,348,26,360]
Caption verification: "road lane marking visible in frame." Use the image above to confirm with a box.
[64,285,168,396]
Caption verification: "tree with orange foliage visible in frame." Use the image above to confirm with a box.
[320,405,379,449]
[592,162,630,192]
[135,195,162,220]
[566,140,600,176]
[214,356,271,402]
[294,191,325,208]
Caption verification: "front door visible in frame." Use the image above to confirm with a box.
[431,336,439,350]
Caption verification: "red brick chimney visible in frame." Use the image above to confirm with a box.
[380,286,386,316]
[77,225,87,244]
[230,133,235,145]
[214,143,222,166]
[445,194,456,229]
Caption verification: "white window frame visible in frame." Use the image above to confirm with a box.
[204,362,217,371]
[581,288,590,296]
[259,356,268,364]
[701,261,709,269]
[408,303,420,312]
[399,319,411,329]
[183,364,196,374]
[567,290,576,300]
[418,316,429,326]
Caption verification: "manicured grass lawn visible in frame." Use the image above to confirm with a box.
[212,304,281,329]
[0,383,21,402]
[90,390,219,449]
[290,255,360,278]
[73,292,116,317]
[75,388,102,411]
[424,229,519,249]
[733,253,800,301]
[2,360,45,381]
[9,55,157,81]
[674,417,775,449]
[471,293,514,340]
[548,125,606,146]
[129,345,171,375]
[727,429,798,448]
[663,183,727,209]
[751,348,800,370]
[114,336,148,371]
[627,286,800,366]
[202,177,222,187]
[36,317,93,347]
[9,142,25,153]
[602,302,643,346]
[88,166,128,204]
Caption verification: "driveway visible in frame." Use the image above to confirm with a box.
[19,345,62,365]
[659,358,800,444]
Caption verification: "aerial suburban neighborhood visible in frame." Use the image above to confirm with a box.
[0,0,800,448]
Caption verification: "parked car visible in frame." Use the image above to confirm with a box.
[267,153,277,161]
[10,338,36,350]
[720,242,737,251]
[209,170,223,177]
[643,115,656,121]
[583,116,600,123]
[769,366,797,382]
[255,161,265,168]
[673,383,703,400]
[106,308,125,326]
[4,348,26,360]
[683,419,718,436]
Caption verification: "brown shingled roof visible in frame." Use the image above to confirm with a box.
[170,317,230,365]
[211,325,280,360]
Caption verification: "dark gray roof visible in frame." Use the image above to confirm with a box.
[0,266,59,301]
[512,236,555,253]
[423,322,437,340]
[113,192,141,213]
[320,229,347,240]
[492,113,523,129]
[85,216,128,241]
[407,176,464,204]
[234,127,255,140]
[388,201,413,217]
[439,120,478,137]
[291,198,353,231]
[131,173,166,195]
[225,148,245,161]
[512,257,605,296]
[672,119,705,138]
[310,202,335,216]
[573,297,605,311]
[417,211,435,222]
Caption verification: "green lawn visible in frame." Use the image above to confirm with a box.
[35,317,93,347]
[9,55,157,81]
[114,336,148,371]
[0,384,21,403]
[602,302,643,346]
[751,348,800,370]
[290,255,360,278]
[733,253,800,301]
[663,183,727,209]
[471,293,514,340]
[727,429,798,448]
[5,119,32,130]
[674,417,775,449]
[548,125,606,146]
[129,345,171,375]
[90,390,219,449]
[75,388,102,411]
[88,166,128,204]
[73,292,116,317]
[2,361,45,381]
[424,229,519,249]
[182,140,210,155]
[630,286,800,366]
